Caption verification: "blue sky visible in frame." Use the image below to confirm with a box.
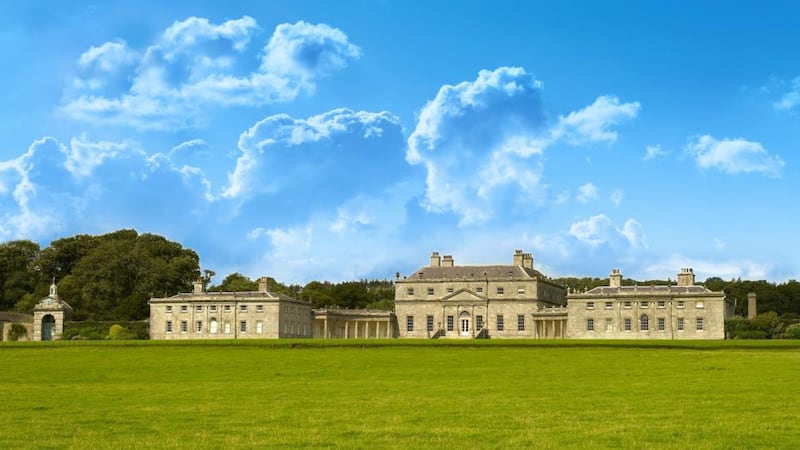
[1,1,799,284]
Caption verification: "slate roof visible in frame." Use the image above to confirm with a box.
[405,265,544,281]
[0,311,32,322]
[577,285,714,296]
[150,290,299,302]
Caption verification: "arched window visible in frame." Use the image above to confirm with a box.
[210,318,218,334]
[640,314,649,331]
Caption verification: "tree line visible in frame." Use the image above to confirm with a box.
[2,230,800,323]
[0,230,393,321]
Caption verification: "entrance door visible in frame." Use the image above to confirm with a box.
[42,315,56,341]
[460,318,470,336]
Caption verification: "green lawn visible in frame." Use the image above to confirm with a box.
[1,340,799,449]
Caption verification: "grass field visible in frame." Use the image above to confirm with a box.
[1,340,799,449]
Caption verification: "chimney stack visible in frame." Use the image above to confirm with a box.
[747,292,757,319]
[258,276,269,293]
[442,255,454,267]
[193,278,204,294]
[522,253,534,270]
[677,268,695,286]
[513,249,524,267]
[609,269,623,288]
[430,251,441,267]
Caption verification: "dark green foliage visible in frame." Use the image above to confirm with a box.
[63,321,149,340]
[7,323,28,341]
[725,312,795,339]
[0,230,199,322]
[209,273,258,292]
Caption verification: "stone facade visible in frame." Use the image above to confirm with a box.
[149,277,313,340]
[394,250,568,339]
[32,280,72,341]
[0,312,33,341]
[567,268,736,340]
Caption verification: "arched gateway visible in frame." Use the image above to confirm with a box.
[32,279,73,341]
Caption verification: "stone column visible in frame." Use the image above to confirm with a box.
[345,320,349,339]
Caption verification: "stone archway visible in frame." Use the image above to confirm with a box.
[41,315,56,341]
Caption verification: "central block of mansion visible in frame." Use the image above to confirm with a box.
[394,250,568,338]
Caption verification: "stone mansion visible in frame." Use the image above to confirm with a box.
[147,249,736,340]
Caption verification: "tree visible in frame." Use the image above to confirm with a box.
[210,273,257,292]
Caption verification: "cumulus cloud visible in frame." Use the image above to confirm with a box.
[0,136,215,241]
[407,67,639,225]
[773,76,800,111]
[576,182,598,203]
[685,135,784,177]
[60,18,361,130]
[222,108,404,213]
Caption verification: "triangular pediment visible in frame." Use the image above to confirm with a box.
[442,288,487,302]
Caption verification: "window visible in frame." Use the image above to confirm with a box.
[406,316,414,332]
[180,321,188,333]
[677,301,685,309]
[181,305,188,313]
[476,315,484,330]
[196,305,203,312]
[605,318,613,332]
[517,288,525,295]
[657,301,665,309]
[240,320,247,333]
[623,301,632,309]
[587,318,594,332]
[446,287,454,294]
[196,321,203,333]
[240,305,247,313]
[640,315,649,331]
[256,305,263,313]
[406,288,414,296]
[658,318,665,332]
[256,321,263,334]
[165,305,172,313]
[696,317,704,331]
[696,301,704,309]
[497,287,505,295]
[677,318,685,331]
[427,287,434,296]
[605,302,613,310]
[224,305,231,313]
[210,319,218,333]
[476,287,483,293]
[224,322,231,334]
[497,315,504,331]
[624,318,632,331]
[426,315,434,332]
[517,314,525,331]
[586,302,595,310]
[641,301,649,308]
[166,321,172,333]
[446,315,454,332]
[210,305,217,312]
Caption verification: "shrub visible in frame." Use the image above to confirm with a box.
[7,323,28,341]
[108,324,130,340]
[782,323,800,339]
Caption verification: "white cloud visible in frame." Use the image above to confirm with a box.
[222,108,404,205]
[610,189,624,206]
[642,144,668,161]
[554,95,640,145]
[407,67,640,225]
[576,182,598,203]
[685,135,784,177]
[61,18,361,130]
[773,76,800,111]
[569,214,647,250]
[643,255,770,281]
